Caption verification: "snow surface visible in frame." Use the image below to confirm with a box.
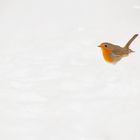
[0,0,140,140]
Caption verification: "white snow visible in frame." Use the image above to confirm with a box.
[133,5,140,9]
[0,0,140,140]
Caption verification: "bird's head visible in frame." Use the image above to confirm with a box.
[98,43,115,51]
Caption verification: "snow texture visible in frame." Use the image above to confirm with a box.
[0,0,140,140]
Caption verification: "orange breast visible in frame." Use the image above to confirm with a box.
[101,48,113,63]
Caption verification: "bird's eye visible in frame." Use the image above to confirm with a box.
[104,45,108,47]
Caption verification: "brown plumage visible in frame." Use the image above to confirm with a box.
[98,34,138,64]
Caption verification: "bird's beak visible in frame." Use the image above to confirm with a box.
[98,45,101,47]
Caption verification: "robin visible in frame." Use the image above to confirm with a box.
[98,34,138,64]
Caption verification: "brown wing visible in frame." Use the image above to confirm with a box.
[111,45,124,56]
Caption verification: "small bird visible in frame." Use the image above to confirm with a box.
[98,34,138,64]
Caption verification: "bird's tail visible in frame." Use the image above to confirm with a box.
[124,34,138,49]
